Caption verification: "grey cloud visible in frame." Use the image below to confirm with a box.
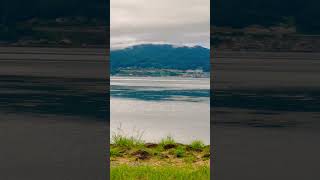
[111,0,210,49]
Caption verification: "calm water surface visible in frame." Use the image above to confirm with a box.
[111,76,210,144]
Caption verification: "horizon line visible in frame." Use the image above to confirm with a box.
[111,43,210,51]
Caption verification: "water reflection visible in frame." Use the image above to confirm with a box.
[0,76,108,119]
[110,77,210,144]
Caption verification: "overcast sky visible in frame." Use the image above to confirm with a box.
[111,0,210,49]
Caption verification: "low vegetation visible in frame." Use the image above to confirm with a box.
[111,165,210,180]
[110,134,210,180]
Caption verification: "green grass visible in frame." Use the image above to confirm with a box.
[112,134,144,148]
[110,165,210,180]
[159,136,176,147]
[110,134,210,180]
[190,140,205,151]
[110,148,122,157]
[174,146,186,158]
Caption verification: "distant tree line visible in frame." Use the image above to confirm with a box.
[0,0,108,42]
[212,0,320,34]
[0,0,108,25]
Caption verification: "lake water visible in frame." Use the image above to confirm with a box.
[110,76,210,144]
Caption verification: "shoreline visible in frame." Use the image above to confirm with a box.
[110,135,210,179]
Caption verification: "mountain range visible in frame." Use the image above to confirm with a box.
[110,44,210,74]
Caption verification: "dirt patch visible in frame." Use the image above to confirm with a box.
[131,150,150,160]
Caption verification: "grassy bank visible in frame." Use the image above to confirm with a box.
[110,135,210,180]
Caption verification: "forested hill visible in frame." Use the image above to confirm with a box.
[212,0,320,33]
[110,44,210,73]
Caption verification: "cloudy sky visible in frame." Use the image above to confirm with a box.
[111,0,210,49]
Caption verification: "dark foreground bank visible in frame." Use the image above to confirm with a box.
[0,47,108,179]
[212,51,320,180]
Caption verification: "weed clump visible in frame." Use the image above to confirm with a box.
[110,148,122,157]
[159,136,176,149]
[175,146,186,158]
[112,134,144,148]
[189,140,205,151]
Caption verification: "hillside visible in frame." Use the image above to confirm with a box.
[212,0,320,52]
[212,0,320,34]
[110,44,210,75]
[0,0,108,46]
